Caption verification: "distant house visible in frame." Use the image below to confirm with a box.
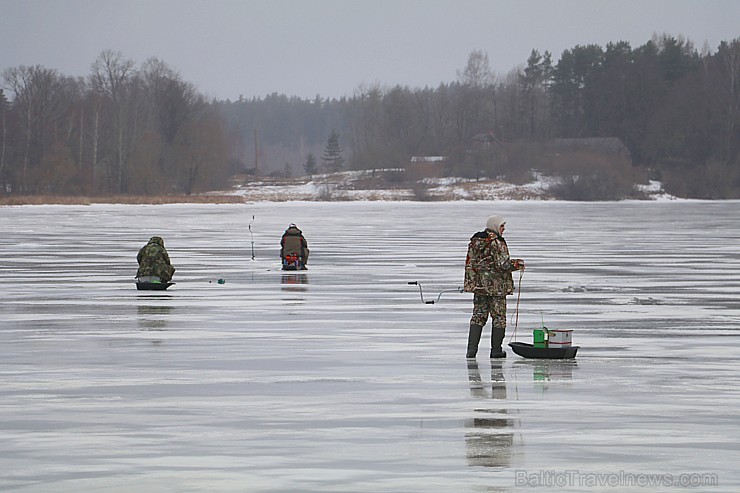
[410,156,447,163]
[545,137,632,163]
[407,156,448,178]
[470,131,501,149]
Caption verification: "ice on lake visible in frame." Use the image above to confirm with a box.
[1,201,739,492]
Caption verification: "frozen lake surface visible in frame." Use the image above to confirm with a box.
[1,201,739,492]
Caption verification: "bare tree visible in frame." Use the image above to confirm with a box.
[718,39,740,164]
[2,65,67,192]
[0,89,7,190]
[458,50,492,88]
[173,103,227,194]
[141,58,198,176]
[454,51,497,143]
[347,83,386,169]
[90,50,136,192]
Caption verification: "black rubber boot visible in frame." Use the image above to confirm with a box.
[490,327,506,358]
[466,324,484,358]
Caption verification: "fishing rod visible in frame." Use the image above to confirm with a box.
[407,281,463,304]
[248,215,255,260]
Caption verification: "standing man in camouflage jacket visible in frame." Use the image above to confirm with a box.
[464,216,524,358]
[136,236,176,283]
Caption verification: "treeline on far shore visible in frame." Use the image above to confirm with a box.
[2,33,739,200]
[0,194,244,206]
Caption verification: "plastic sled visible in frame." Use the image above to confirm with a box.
[136,281,174,291]
[509,341,579,359]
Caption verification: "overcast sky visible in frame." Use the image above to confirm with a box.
[2,0,739,101]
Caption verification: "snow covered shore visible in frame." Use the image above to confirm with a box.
[222,171,676,202]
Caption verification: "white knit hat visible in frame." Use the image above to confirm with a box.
[486,215,505,231]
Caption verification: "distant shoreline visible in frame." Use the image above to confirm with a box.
[0,195,245,206]
[0,175,691,205]
[1,171,687,205]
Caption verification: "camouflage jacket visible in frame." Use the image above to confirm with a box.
[463,229,515,296]
[136,236,175,282]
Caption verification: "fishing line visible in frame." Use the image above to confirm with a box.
[508,269,524,343]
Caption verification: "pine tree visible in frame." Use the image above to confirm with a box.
[303,153,318,179]
[321,130,345,173]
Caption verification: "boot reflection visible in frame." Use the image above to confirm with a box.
[465,361,514,468]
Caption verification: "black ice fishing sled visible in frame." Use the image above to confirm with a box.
[508,342,579,359]
[135,280,174,291]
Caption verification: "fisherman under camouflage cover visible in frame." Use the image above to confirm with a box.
[136,236,175,282]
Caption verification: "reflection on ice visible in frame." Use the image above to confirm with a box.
[466,361,514,469]
[1,201,739,492]
[137,304,175,331]
[514,359,578,384]
[280,272,309,292]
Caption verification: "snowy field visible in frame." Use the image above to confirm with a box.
[1,201,739,492]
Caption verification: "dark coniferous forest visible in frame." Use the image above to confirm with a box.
[1,34,739,199]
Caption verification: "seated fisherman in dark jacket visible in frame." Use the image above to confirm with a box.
[280,224,309,270]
